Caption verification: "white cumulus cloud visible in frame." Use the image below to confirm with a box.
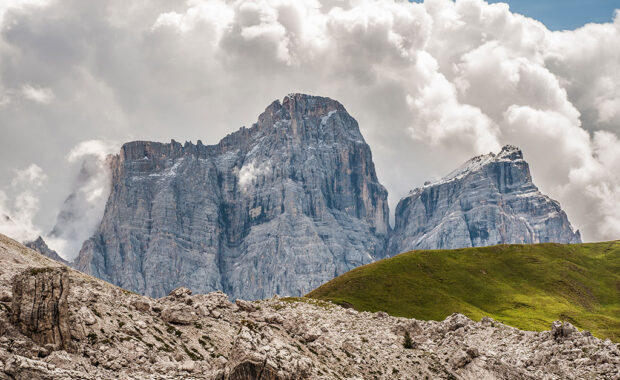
[0,0,620,243]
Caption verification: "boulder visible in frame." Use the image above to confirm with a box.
[161,304,199,325]
[168,287,192,299]
[221,359,287,380]
[445,313,470,332]
[131,299,151,312]
[235,299,257,312]
[10,267,72,351]
[264,314,284,325]
[302,327,321,343]
[551,321,579,339]
[0,291,12,303]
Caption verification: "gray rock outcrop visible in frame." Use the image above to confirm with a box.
[388,145,581,254]
[10,267,72,351]
[74,94,390,299]
[25,236,68,265]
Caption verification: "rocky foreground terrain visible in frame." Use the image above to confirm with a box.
[1,234,618,379]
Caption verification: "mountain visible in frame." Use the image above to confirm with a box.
[308,241,620,342]
[52,94,583,300]
[74,94,390,299]
[1,233,618,379]
[24,236,68,265]
[388,145,581,254]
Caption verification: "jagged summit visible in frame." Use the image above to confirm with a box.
[423,145,525,190]
[389,145,581,253]
[24,236,68,264]
[254,93,357,141]
[74,94,389,299]
[119,94,357,163]
[496,144,523,160]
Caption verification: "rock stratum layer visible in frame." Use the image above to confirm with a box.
[0,234,618,379]
[74,94,390,299]
[389,145,581,253]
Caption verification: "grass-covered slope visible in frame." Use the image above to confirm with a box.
[307,241,620,341]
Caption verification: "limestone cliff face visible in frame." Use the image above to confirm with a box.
[388,146,581,254]
[74,94,390,299]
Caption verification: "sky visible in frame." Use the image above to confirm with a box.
[0,0,619,259]
[418,0,620,31]
[490,0,619,30]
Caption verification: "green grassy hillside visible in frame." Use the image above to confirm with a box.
[307,241,620,342]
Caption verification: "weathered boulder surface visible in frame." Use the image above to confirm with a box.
[389,145,581,253]
[10,267,71,351]
[551,320,580,339]
[74,93,390,300]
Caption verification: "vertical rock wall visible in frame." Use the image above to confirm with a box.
[75,94,390,299]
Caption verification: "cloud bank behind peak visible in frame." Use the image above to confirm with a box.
[1,0,619,258]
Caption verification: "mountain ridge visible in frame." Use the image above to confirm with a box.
[29,94,581,300]
[24,236,68,265]
[422,145,524,188]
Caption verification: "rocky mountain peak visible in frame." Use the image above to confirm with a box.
[496,144,523,161]
[44,94,581,300]
[282,93,345,118]
[74,94,389,299]
[254,94,358,143]
[24,236,68,265]
[389,145,581,253]
[427,145,527,190]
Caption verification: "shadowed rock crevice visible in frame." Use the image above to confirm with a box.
[10,267,72,352]
[222,359,285,380]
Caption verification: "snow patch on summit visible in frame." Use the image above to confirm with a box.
[424,145,524,189]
